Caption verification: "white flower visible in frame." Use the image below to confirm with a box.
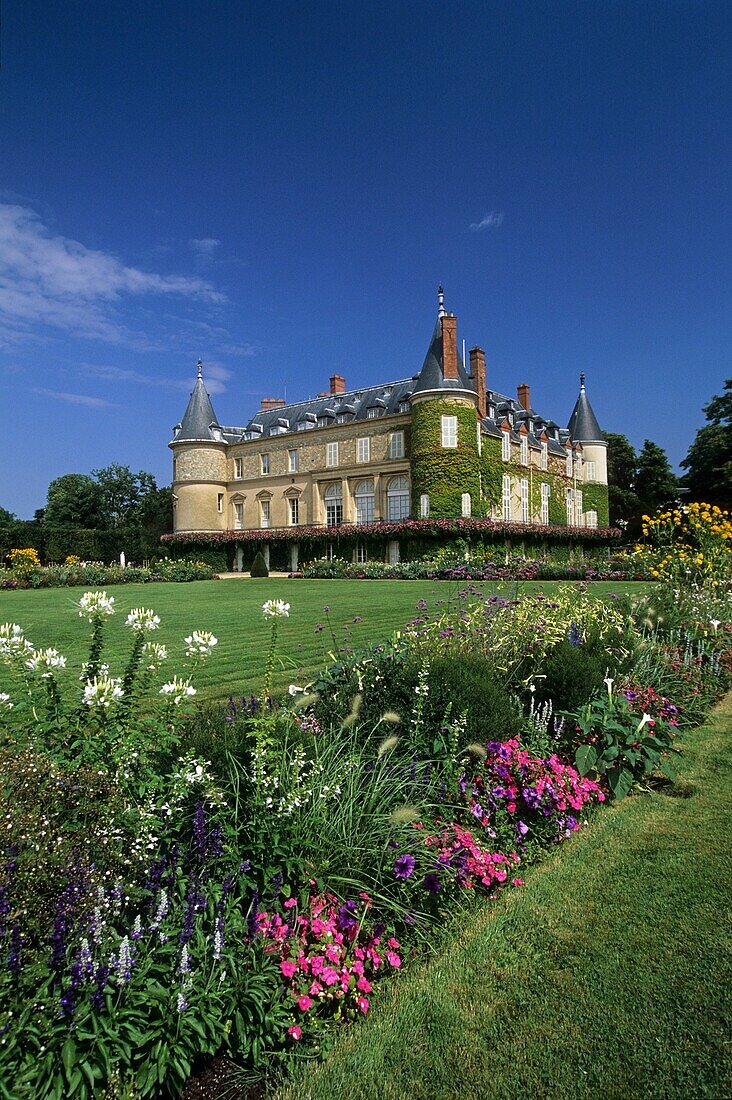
[414,683,429,697]
[604,677,615,697]
[78,591,115,622]
[0,693,13,710]
[142,642,168,671]
[83,675,124,708]
[25,647,67,675]
[262,599,290,619]
[184,630,218,659]
[710,619,721,632]
[126,608,161,632]
[636,712,652,732]
[160,677,197,705]
[0,623,34,661]
[288,684,304,696]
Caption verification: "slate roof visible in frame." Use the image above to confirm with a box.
[173,369,222,443]
[567,375,604,442]
[411,315,474,394]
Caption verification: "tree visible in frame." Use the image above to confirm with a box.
[604,433,640,529]
[635,441,678,517]
[45,475,105,528]
[92,465,157,527]
[681,379,732,506]
[0,506,17,526]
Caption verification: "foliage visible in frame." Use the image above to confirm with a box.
[634,441,678,518]
[45,475,106,529]
[9,547,41,580]
[568,678,680,799]
[251,551,269,577]
[0,558,216,589]
[681,377,732,506]
[535,638,622,712]
[409,400,482,518]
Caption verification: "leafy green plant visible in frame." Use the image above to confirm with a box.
[251,552,269,578]
[566,680,679,800]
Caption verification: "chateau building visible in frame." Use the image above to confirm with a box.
[169,289,609,568]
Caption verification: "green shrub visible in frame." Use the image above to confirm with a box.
[251,551,269,577]
[535,639,623,711]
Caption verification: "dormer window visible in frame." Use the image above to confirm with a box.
[399,401,410,414]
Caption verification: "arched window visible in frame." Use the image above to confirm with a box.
[386,476,410,521]
[354,479,375,524]
[324,482,343,527]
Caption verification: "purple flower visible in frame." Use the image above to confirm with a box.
[423,873,441,895]
[393,854,416,880]
[471,802,484,819]
[516,821,529,836]
[567,622,582,647]
[7,924,22,976]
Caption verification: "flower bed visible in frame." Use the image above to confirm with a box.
[0,556,217,589]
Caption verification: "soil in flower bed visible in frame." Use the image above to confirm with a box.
[180,1054,265,1100]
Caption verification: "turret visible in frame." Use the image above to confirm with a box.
[409,287,481,518]
[567,373,609,526]
[169,359,228,532]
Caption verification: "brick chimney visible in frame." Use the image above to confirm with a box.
[441,314,458,380]
[469,346,487,419]
[330,374,346,396]
[517,383,531,411]
[261,397,286,411]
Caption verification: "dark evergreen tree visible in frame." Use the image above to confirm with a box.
[635,441,678,517]
[681,379,732,506]
[604,432,640,530]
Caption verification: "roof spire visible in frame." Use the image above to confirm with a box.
[197,357,203,381]
[579,371,586,391]
[437,284,446,319]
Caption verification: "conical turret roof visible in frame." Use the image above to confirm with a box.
[172,359,222,443]
[412,290,473,395]
[567,374,604,443]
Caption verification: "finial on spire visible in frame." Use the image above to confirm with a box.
[579,371,586,391]
[437,284,446,319]
[197,357,203,381]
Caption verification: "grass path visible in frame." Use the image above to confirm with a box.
[276,695,732,1100]
[0,579,640,702]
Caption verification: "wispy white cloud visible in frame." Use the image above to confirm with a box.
[33,387,118,409]
[470,211,505,231]
[0,203,225,347]
[189,237,221,259]
[77,358,234,395]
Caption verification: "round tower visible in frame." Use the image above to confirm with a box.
[567,373,609,526]
[169,359,228,533]
[409,288,481,518]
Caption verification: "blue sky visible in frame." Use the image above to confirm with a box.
[1,1,730,517]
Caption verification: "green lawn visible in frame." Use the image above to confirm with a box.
[276,695,732,1100]
[0,579,644,702]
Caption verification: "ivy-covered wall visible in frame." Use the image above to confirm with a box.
[410,399,483,518]
[581,482,610,527]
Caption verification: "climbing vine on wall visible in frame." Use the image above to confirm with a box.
[410,400,483,518]
[581,482,610,527]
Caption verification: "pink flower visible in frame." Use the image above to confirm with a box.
[321,967,339,987]
[356,976,372,993]
[283,897,297,909]
[511,877,524,887]
[297,995,313,1011]
[288,1025,302,1040]
[280,960,297,979]
[385,951,401,968]
[309,980,323,997]
[357,996,369,1014]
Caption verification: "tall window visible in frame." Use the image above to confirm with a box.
[575,490,583,527]
[520,478,529,523]
[234,457,243,479]
[540,482,550,525]
[261,453,270,475]
[354,479,375,524]
[173,458,178,480]
[217,493,224,513]
[502,430,511,462]
[540,442,548,470]
[288,449,298,473]
[324,483,343,526]
[289,497,299,525]
[585,460,596,481]
[367,407,380,419]
[234,502,244,529]
[461,492,471,518]
[520,435,529,465]
[389,431,404,459]
[566,487,574,525]
[502,475,512,522]
[420,493,430,518]
[326,441,339,467]
[355,543,367,563]
[585,510,598,529]
[441,415,457,448]
[575,451,583,478]
[357,437,370,463]
[386,476,410,521]
[565,449,572,477]
[260,500,271,528]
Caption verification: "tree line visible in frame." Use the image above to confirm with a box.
[0,466,173,563]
